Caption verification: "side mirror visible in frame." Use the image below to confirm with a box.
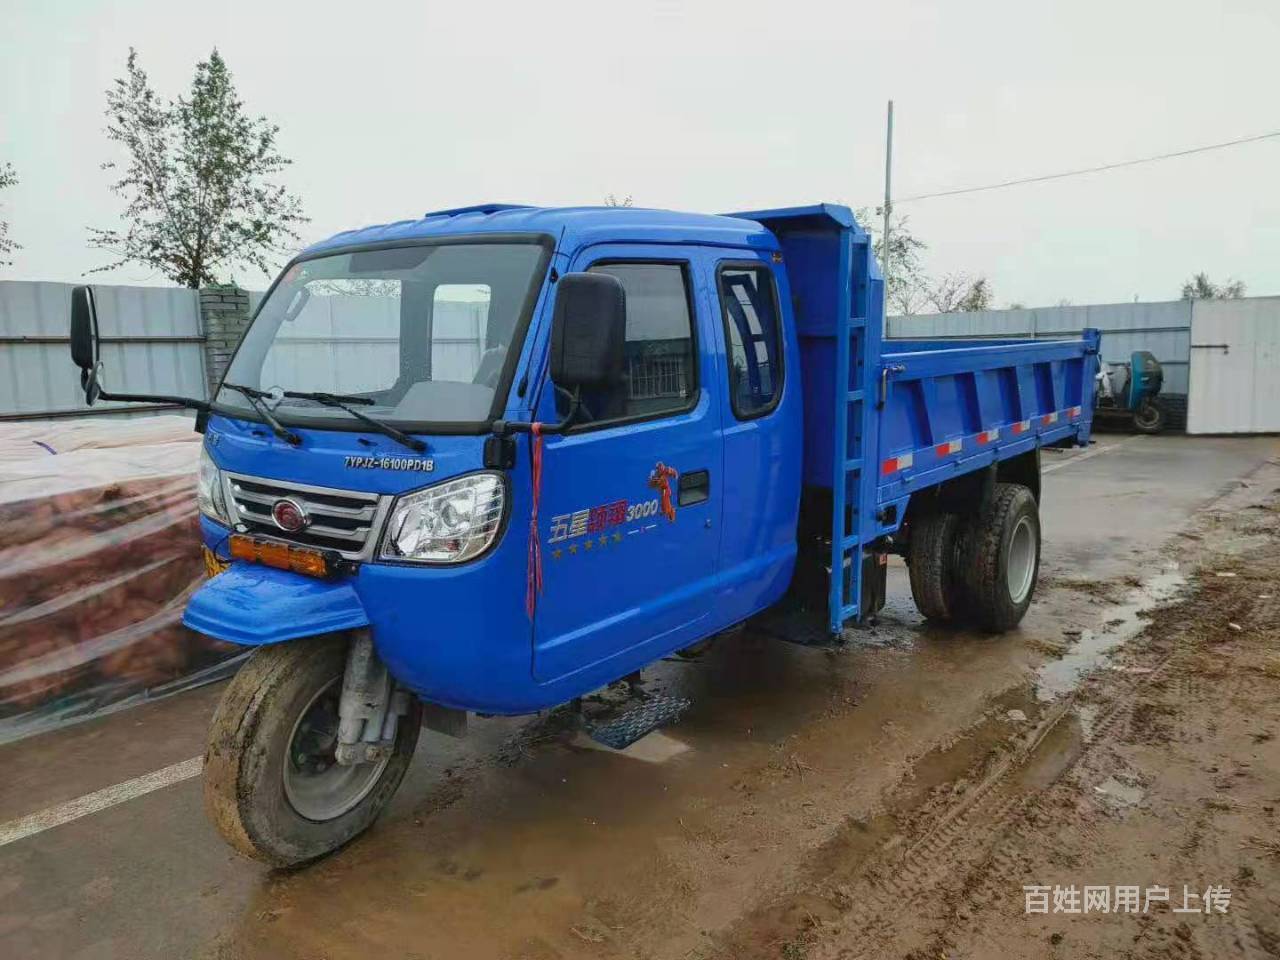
[70,285,102,405]
[549,272,626,392]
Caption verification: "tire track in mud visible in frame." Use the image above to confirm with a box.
[822,666,1169,958]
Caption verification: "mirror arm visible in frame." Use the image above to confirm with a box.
[492,389,581,437]
[94,388,211,412]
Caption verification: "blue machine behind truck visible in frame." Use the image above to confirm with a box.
[66,203,1099,865]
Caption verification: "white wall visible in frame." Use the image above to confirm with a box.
[0,281,205,420]
[1186,296,1280,434]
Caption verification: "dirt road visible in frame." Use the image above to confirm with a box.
[1,435,1277,960]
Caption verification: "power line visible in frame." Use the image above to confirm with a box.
[896,129,1280,204]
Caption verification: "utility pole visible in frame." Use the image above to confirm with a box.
[882,100,894,327]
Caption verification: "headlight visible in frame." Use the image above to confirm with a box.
[380,472,505,564]
[198,447,230,525]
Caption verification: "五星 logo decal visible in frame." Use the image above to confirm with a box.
[544,462,679,559]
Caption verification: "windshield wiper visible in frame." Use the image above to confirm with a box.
[281,389,375,406]
[222,383,302,446]
[282,390,427,453]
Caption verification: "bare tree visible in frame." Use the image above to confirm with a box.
[925,272,993,313]
[604,193,633,207]
[0,162,18,267]
[1180,272,1245,300]
[925,272,971,313]
[89,49,306,288]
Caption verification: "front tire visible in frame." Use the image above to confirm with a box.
[956,483,1041,633]
[204,635,421,867]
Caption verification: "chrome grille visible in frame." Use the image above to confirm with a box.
[224,472,390,560]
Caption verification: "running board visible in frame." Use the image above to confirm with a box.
[586,696,691,750]
[751,607,853,647]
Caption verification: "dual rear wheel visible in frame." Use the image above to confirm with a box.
[907,482,1040,632]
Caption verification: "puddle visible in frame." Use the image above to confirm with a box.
[1035,565,1185,702]
[1093,775,1145,808]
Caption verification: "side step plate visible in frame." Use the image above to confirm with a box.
[751,607,854,647]
[586,696,691,750]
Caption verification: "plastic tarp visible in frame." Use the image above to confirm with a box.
[0,416,241,744]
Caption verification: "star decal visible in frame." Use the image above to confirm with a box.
[597,535,608,548]
[612,531,623,543]
[584,539,593,551]
[552,548,563,561]
[568,543,578,555]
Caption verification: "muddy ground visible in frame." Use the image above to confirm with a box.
[1,435,1278,960]
[719,482,1280,960]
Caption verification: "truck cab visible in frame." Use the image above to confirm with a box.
[189,204,804,714]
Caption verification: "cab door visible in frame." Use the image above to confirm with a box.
[532,246,723,683]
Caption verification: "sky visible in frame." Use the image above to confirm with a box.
[1,0,1278,307]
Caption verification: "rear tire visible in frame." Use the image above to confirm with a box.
[907,512,965,621]
[204,635,421,868]
[1133,399,1165,434]
[956,483,1041,633]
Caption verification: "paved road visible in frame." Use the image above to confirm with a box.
[0,435,1275,960]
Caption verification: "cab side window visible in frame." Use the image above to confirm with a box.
[718,265,783,418]
[583,262,696,422]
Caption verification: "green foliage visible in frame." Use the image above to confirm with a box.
[956,276,992,312]
[857,206,930,315]
[1180,272,1245,300]
[89,49,306,288]
[0,162,18,267]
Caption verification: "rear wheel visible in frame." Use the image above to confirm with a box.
[1133,399,1165,434]
[907,512,965,622]
[956,483,1041,633]
[204,635,421,867]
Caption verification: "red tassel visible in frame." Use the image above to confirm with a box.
[649,462,678,522]
[525,423,545,618]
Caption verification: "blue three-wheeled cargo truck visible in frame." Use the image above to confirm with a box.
[67,203,1099,865]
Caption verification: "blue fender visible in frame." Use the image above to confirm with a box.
[183,562,369,646]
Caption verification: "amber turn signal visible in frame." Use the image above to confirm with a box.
[229,535,332,578]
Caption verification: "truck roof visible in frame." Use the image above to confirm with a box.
[301,204,783,259]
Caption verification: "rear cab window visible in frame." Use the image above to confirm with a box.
[717,263,784,419]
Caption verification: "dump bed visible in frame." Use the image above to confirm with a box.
[735,205,1100,631]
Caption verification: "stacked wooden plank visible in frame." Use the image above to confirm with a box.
[0,417,237,741]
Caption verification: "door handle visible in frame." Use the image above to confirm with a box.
[677,469,710,506]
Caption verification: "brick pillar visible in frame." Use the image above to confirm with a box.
[199,285,252,399]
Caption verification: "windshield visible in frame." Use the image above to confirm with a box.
[216,240,550,429]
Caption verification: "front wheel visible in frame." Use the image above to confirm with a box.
[204,636,421,867]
